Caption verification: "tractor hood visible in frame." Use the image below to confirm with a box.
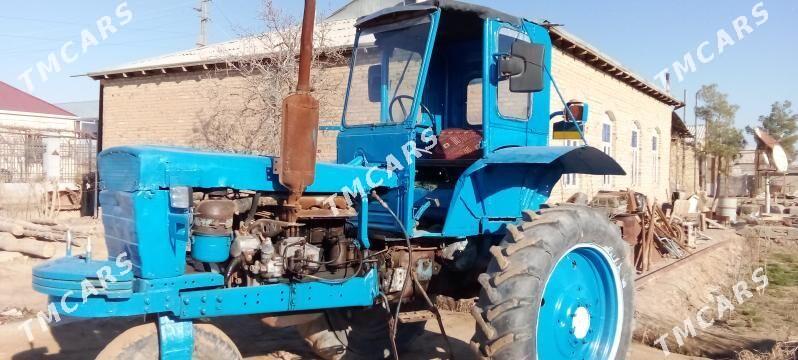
[98,146,398,193]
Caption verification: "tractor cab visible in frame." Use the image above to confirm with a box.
[337,2,575,236]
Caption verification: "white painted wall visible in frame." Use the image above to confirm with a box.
[0,110,78,133]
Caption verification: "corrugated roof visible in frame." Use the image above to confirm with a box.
[327,0,403,22]
[671,112,692,137]
[688,124,706,145]
[0,81,75,117]
[87,19,357,78]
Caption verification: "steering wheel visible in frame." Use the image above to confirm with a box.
[388,95,435,130]
[388,95,415,123]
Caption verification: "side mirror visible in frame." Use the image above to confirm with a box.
[552,101,589,140]
[367,64,382,102]
[565,101,588,123]
[497,40,545,93]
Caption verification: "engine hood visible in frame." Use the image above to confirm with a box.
[98,145,398,193]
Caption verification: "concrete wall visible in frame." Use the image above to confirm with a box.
[99,49,675,201]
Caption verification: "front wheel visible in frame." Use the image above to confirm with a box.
[95,322,242,360]
[471,205,634,359]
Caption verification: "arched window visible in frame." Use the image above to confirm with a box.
[602,111,616,187]
[631,122,641,186]
[652,129,660,185]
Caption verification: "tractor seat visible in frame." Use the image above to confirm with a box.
[431,128,483,160]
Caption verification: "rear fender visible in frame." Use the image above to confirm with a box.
[441,146,624,237]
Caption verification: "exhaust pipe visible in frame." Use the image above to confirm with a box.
[278,0,319,207]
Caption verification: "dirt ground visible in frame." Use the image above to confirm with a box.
[0,224,794,359]
[0,310,701,360]
[635,228,798,359]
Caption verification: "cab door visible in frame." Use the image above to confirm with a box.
[482,21,534,152]
[337,11,441,235]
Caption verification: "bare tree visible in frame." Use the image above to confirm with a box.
[696,84,745,197]
[194,0,346,155]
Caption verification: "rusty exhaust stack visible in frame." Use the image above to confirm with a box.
[278,0,319,208]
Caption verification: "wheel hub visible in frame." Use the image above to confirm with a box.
[536,245,622,359]
[572,306,590,340]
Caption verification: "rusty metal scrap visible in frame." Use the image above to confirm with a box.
[592,189,690,273]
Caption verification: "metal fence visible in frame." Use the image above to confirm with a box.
[0,133,44,183]
[0,132,96,184]
[59,138,97,184]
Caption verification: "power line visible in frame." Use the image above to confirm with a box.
[210,1,235,38]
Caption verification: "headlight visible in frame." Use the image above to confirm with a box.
[170,186,191,209]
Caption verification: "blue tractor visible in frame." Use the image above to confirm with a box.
[33,1,634,359]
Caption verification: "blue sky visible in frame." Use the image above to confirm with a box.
[0,0,795,135]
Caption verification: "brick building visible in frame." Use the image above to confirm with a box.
[670,112,697,195]
[88,2,683,201]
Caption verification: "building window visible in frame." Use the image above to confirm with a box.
[601,123,612,187]
[563,139,579,186]
[652,135,659,184]
[631,128,640,186]
[466,78,483,125]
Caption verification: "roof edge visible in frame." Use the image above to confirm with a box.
[88,15,683,108]
[0,109,78,120]
[549,27,683,108]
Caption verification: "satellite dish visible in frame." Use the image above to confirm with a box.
[771,144,789,172]
[754,127,789,173]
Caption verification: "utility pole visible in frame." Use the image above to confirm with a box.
[195,0,210,47]
[694,90,700,193]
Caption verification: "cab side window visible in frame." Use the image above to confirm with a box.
[497,27,532,120]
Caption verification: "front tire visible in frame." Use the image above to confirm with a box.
[471,205,634,359]
[95,322,242,360]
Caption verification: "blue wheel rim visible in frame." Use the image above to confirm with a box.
[537,245,621,360]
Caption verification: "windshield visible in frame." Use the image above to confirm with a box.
[343,18,432,126]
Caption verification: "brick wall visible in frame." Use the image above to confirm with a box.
[547,48,675,202]
[670,137,697,194]
[100,48,675,201]
[101,66,349,162]
[103,72,236,149]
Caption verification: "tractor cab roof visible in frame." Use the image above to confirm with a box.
[355,0,522,29]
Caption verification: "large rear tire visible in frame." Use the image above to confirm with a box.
[471,205,634,359]
[297,307,425,360]
[95,322,242,360]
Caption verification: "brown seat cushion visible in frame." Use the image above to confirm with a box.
[432,128,483,160]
